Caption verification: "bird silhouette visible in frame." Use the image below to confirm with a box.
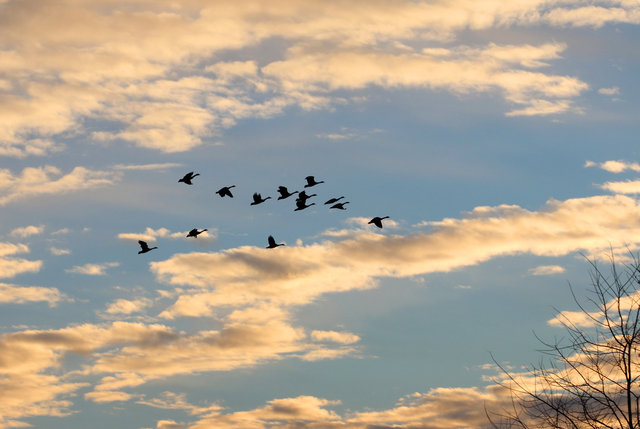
[295,199,316,211]
[368,216,390,228]
[277,186,299,200]
[325,196,344,205]
[296,190,317,203]
[138,240,157,254]
[178,171,199,185]
[216,185,236,198]
[266,235,285,249]
[186,228,208,238]
[251,193,271,205]
[330,202,349,210]
[304,176,324,188]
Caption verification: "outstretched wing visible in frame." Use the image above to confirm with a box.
[138,240,150,251]
[268,235,276,247]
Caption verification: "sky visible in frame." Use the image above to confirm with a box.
[0,0,639,428]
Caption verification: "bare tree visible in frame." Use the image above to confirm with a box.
[488,253,640,429]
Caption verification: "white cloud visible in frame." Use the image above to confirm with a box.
[0,166,120,206]
[111,163,183,171]
[600,180,640,194]
[103,298,153,315]
[528,265,565,276]
[49,247,71,256]
[9,225,45,238]
[585,160,640,173]
[0,243,42,279]
[66,262,119,276]
[598,86,620,95]
[0,282,66,306]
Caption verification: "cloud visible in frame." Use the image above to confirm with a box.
[2,0,632,155]
[0,166,120,206]
[0,282,66,306]
[600,180,640,194]
[598,86,620,95]
[152,195,640,319]
[310,330,360,344]
[103,298,153,315]
[586,159,640,173]
[0,242,42,279]
[49,247,71,256]
[111,163,184,171]
[66,262,119,276]
[9,225,45,238]
[527,265,565,276]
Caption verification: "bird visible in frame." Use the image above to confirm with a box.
[295,199,316,211]
[216,185,236,198]
[368,216,390,228]
[277,186,298,200]
[325,196,344,205]
[296,190,317,203]
[251,192,271,205]
[178,171,199,185]
[330,202,349,210]
[138,240,157,254]
[304,176,324,188]
[266,235,285,249]
[186,228,208,238]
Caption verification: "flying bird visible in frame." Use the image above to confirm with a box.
[295,199,316,211]
[304,176,324,188]
[186,228,208,238]
[216,185,236,198]
[266,235,285,249]
[330,202,349,210]
[296,190,317,203]
[178,171,200,185]
[251,193,271,205]
[368,216,390,228]
[277,186,298,200]
[138,240,157,254]
[325,196,344,205]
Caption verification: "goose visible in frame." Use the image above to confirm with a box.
[251,192,271,205]
[304,176,324,188]
[216,185,236,198]
[266,235,285,249]
[295,199,316,211]
[277,186,298,200]
[186,228,207,238]
[138,240,157,254]
[330,202,349,210]
[324,196,344,205]
[368,216,390,228]
[178,171,199,185]
[296,190,317,203]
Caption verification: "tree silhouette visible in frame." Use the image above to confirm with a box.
[489,252,640,429]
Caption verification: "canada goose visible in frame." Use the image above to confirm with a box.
[266,235,285,249]
[325,196,344,205]
[251,193,271,205]
[368,216,390,228]
[304,176,324,188]
[295,199,316,211]
[186,228,207,238]
[138,240,157,254]
[296,190,317,202]
[178,171,199,185]
[216,185,236,198]
[330,202,349,210]
[277,186,298,200]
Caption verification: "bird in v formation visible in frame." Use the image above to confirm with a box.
[138,172,390,253]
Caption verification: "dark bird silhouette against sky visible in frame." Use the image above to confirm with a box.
[251,192,271,205]
[178,171,200,185]
[368,216,390,228]
[186,228,207,238]
[277,186,298,200]
[295,199,316,211]
[304,176,324,188]
[266,235,285,249]
[330,202,349,210]
[325,196,344,205]
[216,185,236,198]
[138,240,157,254]
[296,190,316,203]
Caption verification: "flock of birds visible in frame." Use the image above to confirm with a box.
[137,172,390,254]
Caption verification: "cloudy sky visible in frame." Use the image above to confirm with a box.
[1,0,639,427]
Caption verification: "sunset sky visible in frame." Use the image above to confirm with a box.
[1,1,640,428]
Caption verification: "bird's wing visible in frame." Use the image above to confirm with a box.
[138,240,149,250]
[268,236,276,246]
[278,186,287,192]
